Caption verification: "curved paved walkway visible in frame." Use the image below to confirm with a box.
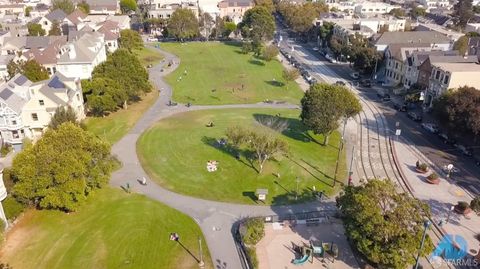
[110,46,335,268]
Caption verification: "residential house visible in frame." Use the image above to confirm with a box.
[105,15,130,30]
[75,0,119,15]
[96,20,119,53]
[145,1,199,20]
[20,37,68,76]
[65,9,87,29]
[0,4,24,15]
[374,31,452,51]
[354,2,399,17]
[218,0,254,24]
[425,62,480,106]
[36,9,68,34]
[56,32,107,79]
[0,55,13,82]
[0,73,85,149]
[417,0,451,11]
[1,36,67,56]
[1,18,28,37]
[384,43,434,86]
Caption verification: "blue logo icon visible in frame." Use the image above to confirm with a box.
[431,234,468,261]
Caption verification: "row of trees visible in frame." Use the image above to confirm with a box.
[276,1,329,37]
[432,86,480,136]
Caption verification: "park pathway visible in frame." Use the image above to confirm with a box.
[109,45,334,269]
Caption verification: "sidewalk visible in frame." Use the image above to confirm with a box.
[394,138,480,257]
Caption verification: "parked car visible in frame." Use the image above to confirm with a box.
[312,47,319,51]
[407,112,422,121]
[146,36,159,42]
[421,123,439,133]
[350,72,360,79]
[360,79,372,87]
[382,94,391,102]
[437,132,456,144]
[393,101,407,112]
[454,144,473,156]
[335,80,346,86]
[309,78,317,85]
[303,72,312,81]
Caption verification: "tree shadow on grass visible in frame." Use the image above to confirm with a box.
[248,59,265,66]
[265,80,285,87]
[252,113,323,145]
[271,189,316,206]
[286,156,334,188]
[201,136,259,173]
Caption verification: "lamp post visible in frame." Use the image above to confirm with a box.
[198,236,205,268]
[414,220,431,269]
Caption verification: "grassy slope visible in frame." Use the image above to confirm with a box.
[0,188,212,269]
[160,42,303,105]
[138,108,346,205]
[135,47,164,66]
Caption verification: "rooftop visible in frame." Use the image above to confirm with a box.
[433,62,480,72]
[375,31,451,45]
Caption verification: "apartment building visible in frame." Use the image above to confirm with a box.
[218,0,254,24]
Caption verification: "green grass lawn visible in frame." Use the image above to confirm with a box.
[159,42,303,105]
[137,108,346,205]
[135,47,164,66]
[85,91,158,144]
[0,188,212,269]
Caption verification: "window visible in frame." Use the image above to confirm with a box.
[12,130,19,139]
[76,94,80,101]
[31,113,38,121]
[44,21,48,25]
[395,62,398,69]
[12,120,16,125]
[39,100,44,106]
[435,70,440,79]
[444,75,449,84]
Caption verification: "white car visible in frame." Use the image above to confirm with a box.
[146,36,158,42]
[312,47,319,51]
[421,123,439,134]
[350,72,360,79]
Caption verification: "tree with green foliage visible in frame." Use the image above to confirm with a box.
[25,6,33,17]
[282,68,300,90]
[77,1,90,14]
[27,23,45,36]
[254,0,274,13]
[225,126,288,173]
[49,106,79,129]
[82,77,128,116]
[262,44,278,61]
[49,20,62,36]
[92,49,151,102]
[52,0,75,14]
[453,35,469,55]
[353,47,381,73]
[120,0,137,13]
[300,83,361,145]
[337,179,434,269]
[471,196,480,213]
[318,21,334,47]
[119,29,143,52]
[389,8,406,17]
[453,0,474,28]
[411,6,426,18]
[223,21,237,37]
[11,123,115,212]
[277,2,328,35]
[238,6,275,43]
[167,8,199,40]
[7,59,49,82]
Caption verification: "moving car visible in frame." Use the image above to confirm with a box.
[421,123,439,133]
[407,112,422,121]
[146,36,159,42]
[350,72,360,79]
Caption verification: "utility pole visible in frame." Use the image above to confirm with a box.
[414,220,431,269]
[348,145,355,186]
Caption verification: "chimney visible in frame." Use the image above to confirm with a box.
[68,44,76,59]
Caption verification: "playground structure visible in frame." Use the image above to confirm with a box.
[291,238,338,266]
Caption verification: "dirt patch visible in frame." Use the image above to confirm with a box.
[0,210,37,260]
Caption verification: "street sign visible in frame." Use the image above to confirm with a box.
[395,129,401,136]
[396,121,400,127]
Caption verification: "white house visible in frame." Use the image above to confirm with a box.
[35,9,68,34]
[354,2,399,16]
[417,0,451,11]
[56,32,107,79]
[0,73,85,149]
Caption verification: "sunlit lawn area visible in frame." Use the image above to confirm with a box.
[135,46,164,66]
[137,108,346,205]
[159,42,303,105]
[0,188,212,269]
[85,91,158,144]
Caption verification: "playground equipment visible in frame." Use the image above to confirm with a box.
[292,246,312,265]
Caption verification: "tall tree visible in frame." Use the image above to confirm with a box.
[77,1,90,14]
[49,106,79,129]
[27,23,45,36]
[7,59,49,82]
[238,6,275,43]
[119,29,144,52]
[11,123,115,211]
[82,77,128,116]
[225,126,288,173]
[49,20,62,36]
[254,0,275,13]
[223,21,237,37]
[92,49,151,102]
[453,0,474,28]
[25,6,33,17]
[389,8,406,18]
[411,6,426,18]
[300,83,361,145]
[52,0,75,14]
[337,179,434,269]
[120,0,137,13]
[453,35,469,55]
[167,8,199,40]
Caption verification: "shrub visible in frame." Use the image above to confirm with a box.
[245,246,258,268]
[0,143,12,157]
[418,163,428,172]
[262,45,279,61]
[427,172,439,180]
[457,201,470,211]
[470,196,480,213]
[3,196,25,220]
[241,218,265,245]
[241,42,252,54]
